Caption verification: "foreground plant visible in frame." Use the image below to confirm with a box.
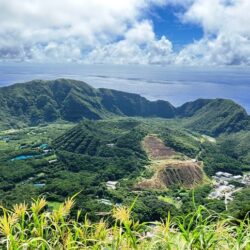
[0,197,249,249]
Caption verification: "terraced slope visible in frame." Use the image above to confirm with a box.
[53,119,206,188]
[158,161,203,186]
[53,119,147,158]
[138,135,204,188]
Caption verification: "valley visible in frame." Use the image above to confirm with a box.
[1,0,250,247]
[0,119,248,221]
[0,79,249,223]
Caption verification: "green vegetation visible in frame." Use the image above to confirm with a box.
[0,79,249,137]
[0,79,176,128]
[0,196,250,249]
[0,117,249,223]
[0,79,250,248]
[198,132,250,176]
[229,188,250,219]
[179,99,249,136]
[218,131,250,165]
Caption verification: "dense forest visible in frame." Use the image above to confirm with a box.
[0,117,249,222]
[0,80,250,249]
[0,79,249,136]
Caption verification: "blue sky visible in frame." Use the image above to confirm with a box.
[0,0,250,65]
[0,1,249,112]
[148,4,203,50]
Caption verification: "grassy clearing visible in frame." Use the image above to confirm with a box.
[0,196,249,249]
[158,195,182,209]
[0,123,74,157]
[47,201,62,210]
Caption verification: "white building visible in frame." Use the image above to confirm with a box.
[106,181,118,190]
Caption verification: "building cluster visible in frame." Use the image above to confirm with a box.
[208,171,250,201]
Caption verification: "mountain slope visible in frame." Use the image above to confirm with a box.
[0,79,103,126]
[0,79,175,127]
[0,79,249,136]
[176,99,212,117]
[178,99,249,136]
[99,88,175,118]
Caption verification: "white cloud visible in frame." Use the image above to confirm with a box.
[176,34,250,66]
[125,21,155,45]
[86,21,174,64]
[0,0,250,65]
[0,0,151,61]
[183,0,250,35]
[178,0,250,65]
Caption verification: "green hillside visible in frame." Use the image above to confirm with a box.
[179,99,249,136]
[0,79,102,127]
[0,79,249,137]
[218,130,250,164]
[99,88,176,118]
[0,117,250,246]
[0,118,249,221]
[0,79,175,128]
[0,80,250,229]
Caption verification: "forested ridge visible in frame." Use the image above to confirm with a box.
[0,79,249,136]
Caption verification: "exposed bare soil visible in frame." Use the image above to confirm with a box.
[138,135,204,189]
[142,135,176,159]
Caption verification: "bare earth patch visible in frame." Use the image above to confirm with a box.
[142,135,176,160]
[137,135,204,189]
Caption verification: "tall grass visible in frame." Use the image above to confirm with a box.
[0,197,249,249]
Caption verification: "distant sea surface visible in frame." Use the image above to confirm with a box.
[0,63,250,113]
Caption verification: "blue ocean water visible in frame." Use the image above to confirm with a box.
[0,63,249,113]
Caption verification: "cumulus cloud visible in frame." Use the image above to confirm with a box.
[178,0,250,65]
[0,0,250,65]
[0,0,151,61]
[183,0,250,35]
[176,34,250,66]
[86,21,174,64]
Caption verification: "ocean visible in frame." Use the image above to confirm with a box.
[0,63,250,113]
